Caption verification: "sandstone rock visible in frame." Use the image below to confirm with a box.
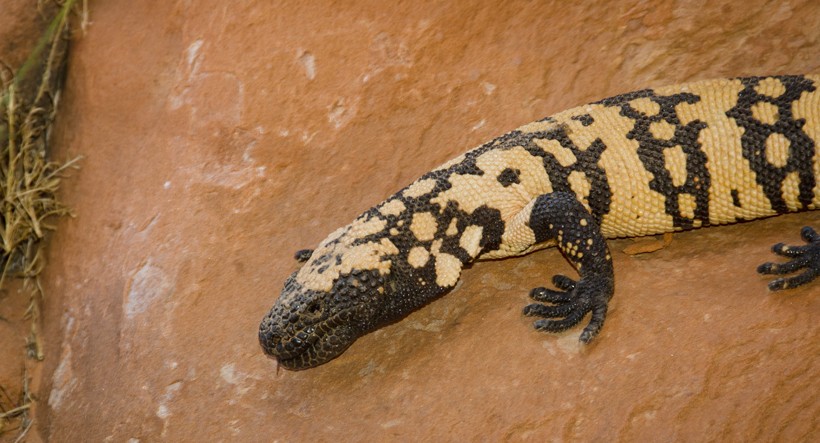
[31,0,820,440]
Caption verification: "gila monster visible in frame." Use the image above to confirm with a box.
[259,75,820,370]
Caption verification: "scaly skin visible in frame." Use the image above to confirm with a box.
[259,75,820,370]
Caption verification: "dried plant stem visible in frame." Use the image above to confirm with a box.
[1,0,83,440]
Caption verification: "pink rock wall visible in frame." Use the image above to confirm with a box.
[40,0,818,441]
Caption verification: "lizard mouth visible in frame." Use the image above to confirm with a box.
[270,326,320,361]
[259,311,357,370]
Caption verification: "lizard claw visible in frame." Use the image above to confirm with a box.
[757,226,820,291]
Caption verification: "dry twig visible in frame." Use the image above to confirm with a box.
[0,0,83,440]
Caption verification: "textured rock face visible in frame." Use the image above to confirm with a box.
[36,0,819,441]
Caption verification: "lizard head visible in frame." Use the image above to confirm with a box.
[258,210,418,370]
[258,267,391,370]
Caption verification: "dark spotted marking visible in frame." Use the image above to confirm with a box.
[533,135,613,226]
[418,122,615,226]
[497,168,521,187]
[731,189,742,208]
[599,90,711,229]
[571,114,595,126]
[726,76,817,213]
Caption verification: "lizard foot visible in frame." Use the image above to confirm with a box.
[523,274,612,344]
[757,226,820,291]
[294,249,314,263]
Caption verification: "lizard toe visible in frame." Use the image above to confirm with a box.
[758,226,820,291]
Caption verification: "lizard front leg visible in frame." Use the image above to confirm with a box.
[523,192,615,343]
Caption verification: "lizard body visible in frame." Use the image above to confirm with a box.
[259,75,820,370]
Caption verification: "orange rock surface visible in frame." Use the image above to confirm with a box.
[27,0,820,440]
